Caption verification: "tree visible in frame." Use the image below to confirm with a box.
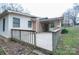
[63,3,79,25]
[0,3,25,13]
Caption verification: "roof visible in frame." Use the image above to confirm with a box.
[39,17,63,22]
[0,10,37,18]
[0,10,63,22]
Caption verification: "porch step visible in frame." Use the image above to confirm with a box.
[32,49,46,55]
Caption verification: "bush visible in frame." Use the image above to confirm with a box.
[61,29,68,34]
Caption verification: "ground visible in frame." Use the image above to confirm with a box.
[55,27,79,55]
[0,39,37,55]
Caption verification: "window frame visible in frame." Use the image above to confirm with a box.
[28,21,32,28]
[13,17,20,27]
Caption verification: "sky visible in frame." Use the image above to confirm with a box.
[0,0,79,18]
[22,3,74,18]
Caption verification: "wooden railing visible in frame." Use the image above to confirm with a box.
[11,29,36,47]
[11,29,61,53]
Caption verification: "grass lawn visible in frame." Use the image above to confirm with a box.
[0,47,5,55]
[55,27,79,55]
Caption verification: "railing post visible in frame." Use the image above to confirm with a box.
[11,29,13,40]
[20,30,21,40]
[52,29,61,54]
[34,32,36,48]
[52,32,55,53]
[30,32,31,43]
[31,32,34,44]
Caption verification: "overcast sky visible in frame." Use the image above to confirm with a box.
[0,0,79,18]
[22,3,74,18]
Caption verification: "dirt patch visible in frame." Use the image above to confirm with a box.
[76,47,79,55]
[0,39,36,55]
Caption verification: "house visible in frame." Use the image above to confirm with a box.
[75,13,79,25]
[63,13,79,27]
[0,10,62,38]
[63,16,74,27]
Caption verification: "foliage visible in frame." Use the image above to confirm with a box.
[61,29,68,34]
[55,27,79,54]
[63,3,79,25]
[1,3,23,12]
[0,3,30,14]
[0,47,5,55]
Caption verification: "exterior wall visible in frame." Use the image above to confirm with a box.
[0,15,9,38]
[0,13,34,38]
[8,13,33,38]
[32,21,36,31]
[35,18,44,32]
[0,13,37,38]
[38,22,44,32]
[8,14,33,30]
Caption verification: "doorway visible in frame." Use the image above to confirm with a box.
[41,23,49,32]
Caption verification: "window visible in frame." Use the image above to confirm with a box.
[28,21,32,28]
[3,18,5,32]
[13,17,20,27]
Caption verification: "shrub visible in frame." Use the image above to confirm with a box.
[61,29,68,34]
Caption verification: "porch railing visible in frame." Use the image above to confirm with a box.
[11,29,61,53]
[11,29,36,47]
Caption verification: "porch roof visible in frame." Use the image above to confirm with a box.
[39,17,63,22]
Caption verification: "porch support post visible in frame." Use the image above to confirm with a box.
[36,18,40,32]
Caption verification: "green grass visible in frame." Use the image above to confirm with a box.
[55,27,79,55]
[0,47,6,55]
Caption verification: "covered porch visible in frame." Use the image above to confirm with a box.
[36,18,61,32]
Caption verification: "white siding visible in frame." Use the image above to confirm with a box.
[0,13,33,38]
[8,14,33,38]
[0,15,9,38]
